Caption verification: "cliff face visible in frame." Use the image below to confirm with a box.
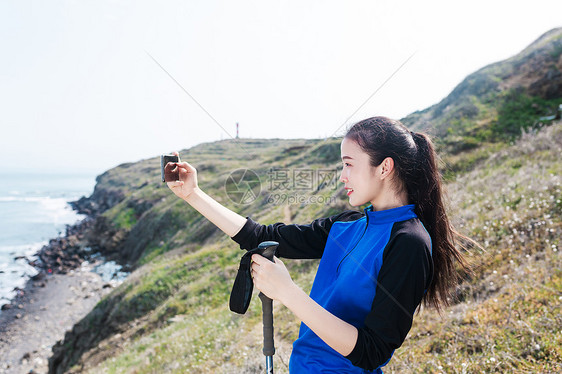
[69,161,178,265]
[67,139,338,267]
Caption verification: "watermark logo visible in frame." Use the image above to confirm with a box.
[267,168,339,191]
[225,167,340,206]
[265,167,339,205]
[225,169,261,205]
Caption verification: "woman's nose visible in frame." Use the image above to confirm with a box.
[339,170,347,183]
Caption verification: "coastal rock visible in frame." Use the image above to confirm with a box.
[1,165,134,374]
[70,188,125,216]
[34,219,95,275]
[85,216,128,259]
[31,273,45,281]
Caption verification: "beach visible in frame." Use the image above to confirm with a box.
[0,264,114,374]
[0,172,106,373]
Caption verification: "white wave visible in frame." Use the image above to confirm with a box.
[0,196,78,203]
[0,256,39,306]
[0,196,45,202]
[40,198,85,225]
[0,241,47,255]
[0,195,85,226]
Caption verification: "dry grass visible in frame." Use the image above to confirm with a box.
[386,122,562,373]
[69,124,561,373]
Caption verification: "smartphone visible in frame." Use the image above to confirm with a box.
[161,154,180,183]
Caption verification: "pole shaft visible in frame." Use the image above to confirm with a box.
[265,356,274,374]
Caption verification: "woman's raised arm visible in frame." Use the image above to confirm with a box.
[167,153,247,238]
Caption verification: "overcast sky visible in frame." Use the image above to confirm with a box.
[1,0,561,175]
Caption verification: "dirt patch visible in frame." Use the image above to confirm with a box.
[0,266,114,374]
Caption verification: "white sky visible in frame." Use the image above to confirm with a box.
[1,0,561,175]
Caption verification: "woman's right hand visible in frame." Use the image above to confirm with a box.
[166,152,199,200]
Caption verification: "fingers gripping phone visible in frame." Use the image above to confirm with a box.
[161,154,180,183]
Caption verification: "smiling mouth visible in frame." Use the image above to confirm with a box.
[346,188,354,196]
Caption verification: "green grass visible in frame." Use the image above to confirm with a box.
[386,122,562,373]
[61,122,562,373]
[491,89,561,140]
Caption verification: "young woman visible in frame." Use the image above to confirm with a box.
[167,116,471,373]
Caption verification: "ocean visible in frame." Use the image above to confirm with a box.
[0,172,96,307]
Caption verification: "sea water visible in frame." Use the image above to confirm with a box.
[0,172,96,307]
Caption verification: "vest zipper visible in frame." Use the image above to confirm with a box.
[336,210,370,272]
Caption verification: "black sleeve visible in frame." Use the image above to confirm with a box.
[345,225,433,370]
[230,210,363,259]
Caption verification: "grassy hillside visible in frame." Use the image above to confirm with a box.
[402,28,562,154]
[51,122,561,374]
[49,29,562,373]
[50,137,351,373]
[386,122,562,373]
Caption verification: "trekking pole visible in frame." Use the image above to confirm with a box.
[257,241,278,374]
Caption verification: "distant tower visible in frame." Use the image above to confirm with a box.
[236,122,239,139]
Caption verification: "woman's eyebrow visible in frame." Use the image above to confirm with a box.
[341,156,354,160]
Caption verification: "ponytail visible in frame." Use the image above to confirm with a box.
[410,132,472,311]
[345,117,475,311]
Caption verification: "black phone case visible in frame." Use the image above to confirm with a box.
[161,155,179,182]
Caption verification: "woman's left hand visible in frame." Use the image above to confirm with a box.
[250,255,295,303]
[252,254,358,357]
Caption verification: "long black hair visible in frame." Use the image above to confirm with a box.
[345,116,474,311]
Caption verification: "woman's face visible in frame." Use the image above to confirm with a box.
[339,137,382,207]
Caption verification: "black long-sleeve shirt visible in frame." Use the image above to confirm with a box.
[231,204,433,373]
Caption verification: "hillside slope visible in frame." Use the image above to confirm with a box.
[48,30,562,373]
[50,122,561,374]
[402,27,562,152]
[387,121,561,373]
[49,137,349,373]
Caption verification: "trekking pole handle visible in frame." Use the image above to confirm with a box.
[259,293,275,357]
[257,241,277,262]
[257,241,278,358]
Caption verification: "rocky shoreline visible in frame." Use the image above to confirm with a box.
[0,190,128,374]
[35,219,94,275]
[0,266,114,374]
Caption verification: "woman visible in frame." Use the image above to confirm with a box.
[167,116,472,373]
